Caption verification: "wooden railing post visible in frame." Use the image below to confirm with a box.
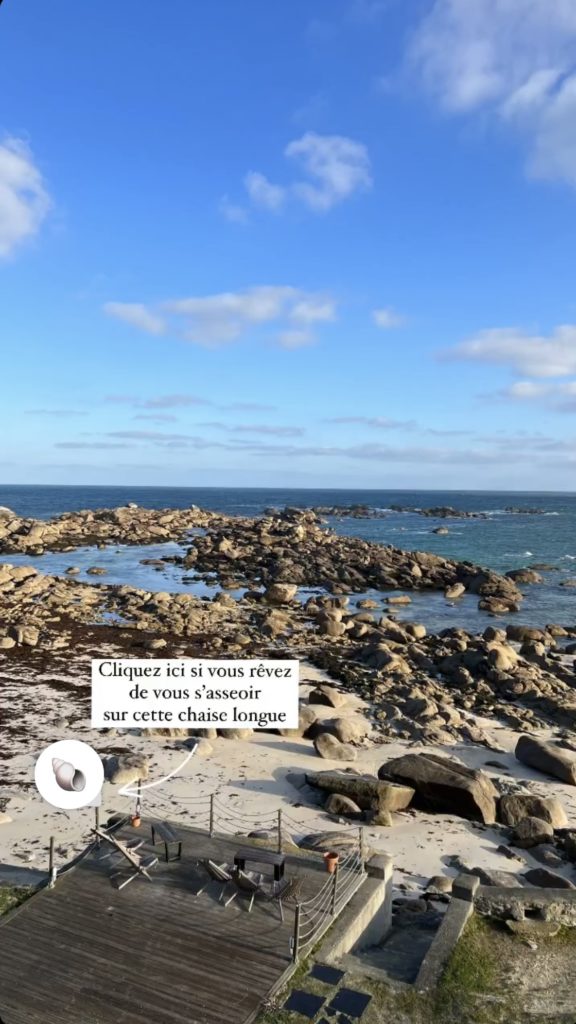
[48,836,56,888]
[359,826,365,871]
[330,862,339,915]
[209,794,215,837]
[291,903,301,962]
[277,809,282,853]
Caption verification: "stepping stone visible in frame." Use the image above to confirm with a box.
[309,964,346,986]
[328,988,372,1019]
[283,990,326,1019]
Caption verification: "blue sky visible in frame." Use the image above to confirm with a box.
[1,0,576,490]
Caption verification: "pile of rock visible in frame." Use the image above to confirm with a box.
[0,504,216,555]
[183,507,521,607]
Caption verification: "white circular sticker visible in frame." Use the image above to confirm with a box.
[35,740,104,810]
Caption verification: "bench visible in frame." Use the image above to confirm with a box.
[150,821,183,862]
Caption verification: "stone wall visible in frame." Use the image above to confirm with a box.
[475,885,576,925]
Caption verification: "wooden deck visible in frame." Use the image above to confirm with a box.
[0,823,328,1024]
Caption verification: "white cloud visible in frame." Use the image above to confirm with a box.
[140,394,210,409]
[133,414,179,423]
[409,0,576,186]
[444,324,576,378]
[198,422,304,438]
[103,302,165,335]
[326,415,416,430]
[244,172,286,212]
[105,286,337,348]
[25,409,87,417]
[372,307,405,328]
[499,379,576,411]
[277,329,314,349]
[218,195,249,224]
[290,298,336,324]
[242,133,372,214]
[286,133,372,211]
[0,137,51,258]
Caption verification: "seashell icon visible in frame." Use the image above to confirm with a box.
[52,758,86,793]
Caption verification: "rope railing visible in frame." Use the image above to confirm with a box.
[45,785,368,958]
[290,832,367,962]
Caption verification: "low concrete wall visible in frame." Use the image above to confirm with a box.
[475,885,576,925]
[320,854,393,963]
[414,874,479,993]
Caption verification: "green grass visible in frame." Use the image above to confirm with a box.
[0,886,33,917]
[257,915,576,1024]
[433,916,513,1023]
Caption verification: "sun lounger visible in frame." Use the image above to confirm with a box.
[93,827,159,889]
[195,859,235,900]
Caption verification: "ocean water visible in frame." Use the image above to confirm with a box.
[1,485,575,631]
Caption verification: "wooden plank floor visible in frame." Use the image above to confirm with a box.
[0,824,327,1024]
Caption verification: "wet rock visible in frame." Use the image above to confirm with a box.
[506,569,543,584]
[263,582,298,605]
[445,583,465,600]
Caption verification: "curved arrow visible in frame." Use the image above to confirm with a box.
[117,743,198,798]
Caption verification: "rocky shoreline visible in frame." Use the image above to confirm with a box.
[1,502,576,892]
[0,504,574,746]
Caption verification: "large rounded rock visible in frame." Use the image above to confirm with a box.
[218,728,254,740]
[486,643,519,672]
[378,752,498,824]
[445,583,465,600]
[512,816,554,848]
[313,733,357,762]
[108,754,149,786]
[498,793,567,829]
[325,793,363,818]
[506,569,543,584]
[305,769,413,814]
[515,734,576,785]
[522,868,575,889]
[264,582,298,605]
[10,624,40,647]
[279,704,320,738]
[318,618,347,638]
[308,684,348,709]
[331,716,371,744]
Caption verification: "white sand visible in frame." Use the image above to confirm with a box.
[2,662,575,891]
